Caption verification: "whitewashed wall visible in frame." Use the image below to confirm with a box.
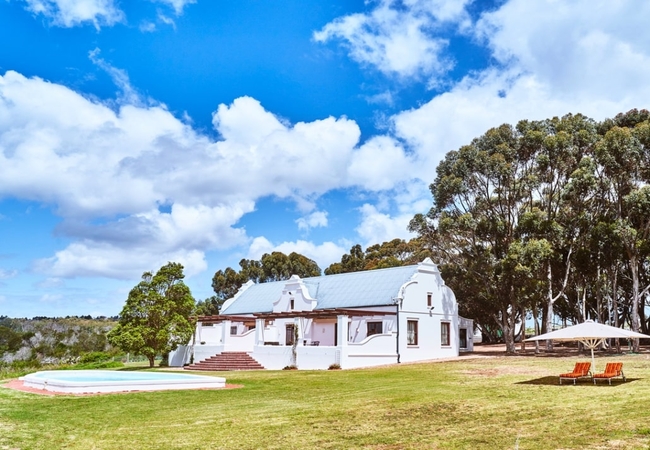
[225,329,256,352]
[459,316,474,352]
[344,333,398,368]
[396,259,460,363]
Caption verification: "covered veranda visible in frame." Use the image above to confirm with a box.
[194,308,399,369]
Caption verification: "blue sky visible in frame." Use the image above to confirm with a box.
[1,0,649,318]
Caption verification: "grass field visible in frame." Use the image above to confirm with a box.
[2,351,650,449]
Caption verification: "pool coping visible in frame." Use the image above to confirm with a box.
[2,379,244,396]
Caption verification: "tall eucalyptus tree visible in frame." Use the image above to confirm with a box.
[594,110,650,350]
[410,123,538,353]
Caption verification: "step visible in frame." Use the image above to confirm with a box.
[185,352,265,371]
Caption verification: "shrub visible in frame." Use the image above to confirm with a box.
[282,365,298,370]
[328,363,341,370]
[78,351,112,364]
[74,361,124,370]
[11,359,41,370]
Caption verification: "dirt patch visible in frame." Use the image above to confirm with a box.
[1,379,243,396]
[460,366,549,377]
[471,343,650,358]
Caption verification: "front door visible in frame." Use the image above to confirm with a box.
[459,328,467,349]
[286,324,295,346]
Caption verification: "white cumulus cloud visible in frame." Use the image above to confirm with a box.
[314,0,471,81]
[246,236,346,272]
[296,211,329,231]
[23,0,123,28]
[155,0,196,15]
[0,70,411,280]
[392,0,650,181]
[356,204,415,248]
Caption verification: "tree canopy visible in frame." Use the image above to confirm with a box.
[194,295,224,316]
[324,239,431,275]
[410,109,650,352]
[108,262,195,367]
[211,252,321,303]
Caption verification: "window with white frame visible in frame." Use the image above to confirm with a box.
[407,320,418,345]
[427,292,432,307]
[230,325,238,335]
[441,322,450,346]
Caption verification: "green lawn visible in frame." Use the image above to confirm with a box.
[2,354,650,449]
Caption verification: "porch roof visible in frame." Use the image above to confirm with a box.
[198,308,396,324]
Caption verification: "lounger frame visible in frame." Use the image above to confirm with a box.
[559,362,592,385]
[592,362,625,385]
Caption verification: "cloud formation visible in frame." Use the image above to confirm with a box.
[21,0,196,29]
[6,0,650,287]
[314,0,470,81]
[0,72,418,279]
[155,0,196,15]
[393,0,650,179]
[296,211,329,231]
[23,0,123,28]
[247,237,346,271]
[314,0,650,248]
[0,269,18,279]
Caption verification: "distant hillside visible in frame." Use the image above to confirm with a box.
[0,316,118,364]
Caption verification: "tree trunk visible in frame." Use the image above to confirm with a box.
[630,255,640,352]
[519,306,526,353]
[545,262,555,351]
[544,250,572,351]
[148,355,155,367]
[610,266,621,353]
[596,263,603,323]
[533,306,540,354]
[503,306,516,354]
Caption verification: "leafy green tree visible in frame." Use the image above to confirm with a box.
[108,262,195,367]
[194,295,225,316]
[592,111,650,350]
[211,252,321,302]
[324,239,430,275]
[211,267,245,301]
[411,123,544,353]
[517,114,598,347]
[410,109,650,353]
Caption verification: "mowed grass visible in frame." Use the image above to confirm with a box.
[2,354,650,449]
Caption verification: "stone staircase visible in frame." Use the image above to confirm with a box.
[185,352,265,371]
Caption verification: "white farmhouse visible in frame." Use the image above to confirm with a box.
[170,258,473,370]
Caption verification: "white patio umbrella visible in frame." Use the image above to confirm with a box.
[525,320,650,371]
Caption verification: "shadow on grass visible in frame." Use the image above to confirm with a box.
[516,376,638,386]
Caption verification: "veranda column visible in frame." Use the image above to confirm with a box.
[336,314,348,368]
[337,315,348,347]
[255,318,265,346]
[295,317,304,345]
[221,319,231,347]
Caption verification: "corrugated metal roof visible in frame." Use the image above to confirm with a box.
[220,265,419,315]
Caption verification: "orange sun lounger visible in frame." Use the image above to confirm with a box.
[592,362,625,385]
[559,362,591,385]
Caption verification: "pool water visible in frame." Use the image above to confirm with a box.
[20,370,226,394]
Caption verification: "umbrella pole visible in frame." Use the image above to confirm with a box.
[591,347,595,374]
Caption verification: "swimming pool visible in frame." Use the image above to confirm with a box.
[20,370,226,394]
